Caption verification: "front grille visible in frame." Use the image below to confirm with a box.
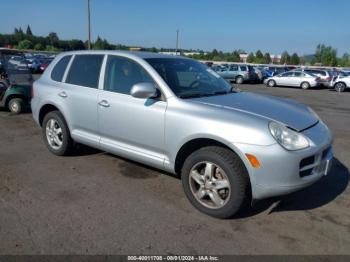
[300,156,315,169]
[299,147,331,178]
[300,168,313,177]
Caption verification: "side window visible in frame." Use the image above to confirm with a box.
[294,72,302,77]
[230,65,238,71]
[51,55,72,82]
[66,55,104,88]
[104,55,154,94]
[239,66,247,71]
[281,72,293,77]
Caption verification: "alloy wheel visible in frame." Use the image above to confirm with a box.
[46,119,63,150]
[189,161,231,209]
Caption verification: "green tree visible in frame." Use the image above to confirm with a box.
[45,45,61,52]
[17,39,33,50]
[246,52,255,63]
[92,36,111,50]
[315,44,338,66]
[47,32,59,47]
[34,43,44,50]
[280,51,290,64]
[338,53,350,67]
[255,50,264,63]
[290,53,300,65]
[264,53,272,64]
[227,50,240,62]
[26,25,33,36]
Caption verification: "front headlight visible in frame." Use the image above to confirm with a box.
[269,122,309,151]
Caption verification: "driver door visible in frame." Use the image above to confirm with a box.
[98,55,167,168]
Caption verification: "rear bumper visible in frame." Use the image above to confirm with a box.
[233,121,333,200]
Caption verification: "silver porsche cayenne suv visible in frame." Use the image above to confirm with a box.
[31,51,333,218]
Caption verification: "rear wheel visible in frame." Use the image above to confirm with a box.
[235,76,244,84]
[334,82,346,92]
[267,80,276,87]
[301,81,310,89]
[181,146,249,218]
[8,98,24,114]
[42,111,74,156]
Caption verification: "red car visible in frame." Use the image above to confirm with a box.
[39,58,54,73]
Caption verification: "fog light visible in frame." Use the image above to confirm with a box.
[245,154,261,168]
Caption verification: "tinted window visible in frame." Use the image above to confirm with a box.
[104,56,154,94]
[229,65,238,71]
[240,66,247,71]
[66,55,104,88]
[281,72,294,77]
[51,55,72,82]
[294,72,302,77]
[146,58,232,97]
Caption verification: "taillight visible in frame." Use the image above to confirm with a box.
[326,76,332,81]
[315,77,321,82]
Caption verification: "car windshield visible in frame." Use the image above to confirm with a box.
[146,58,232,98]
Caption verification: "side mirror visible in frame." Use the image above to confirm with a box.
[130,82,159,99]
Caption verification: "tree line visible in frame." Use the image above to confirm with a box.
[0,26,349,67]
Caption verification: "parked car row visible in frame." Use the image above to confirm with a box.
[211,64,259,84]
[264,68,350,91]
[207,62,349,93]
[25,53,55,73]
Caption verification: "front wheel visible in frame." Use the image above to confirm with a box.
[8,98,24,114]
[42,111,74,156]
[181,146,249,218]
[334,82,346,92]
[267,80,276,87]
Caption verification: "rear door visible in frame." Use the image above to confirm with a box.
[291,71,303,86]
[276,71,293,85]
[61,54,104,147]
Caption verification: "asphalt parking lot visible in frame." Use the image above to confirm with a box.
[0,83,349,255]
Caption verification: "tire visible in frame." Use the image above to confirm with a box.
[300,81,310,90]
[334,82,346,93]
[235,76,244,84]
[8,98,24,114]
[42,111,73,156]
[181,146,250,219]
[267,80,276,87]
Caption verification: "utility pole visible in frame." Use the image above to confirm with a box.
[87,0,92,50]
[175,29,179,55]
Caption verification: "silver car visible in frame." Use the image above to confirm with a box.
[31,51,333,218]
[265,70,320,89]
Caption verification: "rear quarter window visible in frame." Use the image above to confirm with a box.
[66,54,104,88]
[51,55,72,82]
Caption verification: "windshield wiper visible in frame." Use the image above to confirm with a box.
[179,90,231,99]
[179,93,213,99]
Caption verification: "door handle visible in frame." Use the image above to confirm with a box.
[98,100,110,107]
[58,91,67,98]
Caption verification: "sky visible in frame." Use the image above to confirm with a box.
[1,0,349,55]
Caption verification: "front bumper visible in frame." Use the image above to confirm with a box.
[234,121,333,200]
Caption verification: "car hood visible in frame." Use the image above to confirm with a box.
[190,92,318,131]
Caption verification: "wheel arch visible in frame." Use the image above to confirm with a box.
[335,81,347,87]
[174,137,253,192]
[38,103,70,129]
[5,94,28,108]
